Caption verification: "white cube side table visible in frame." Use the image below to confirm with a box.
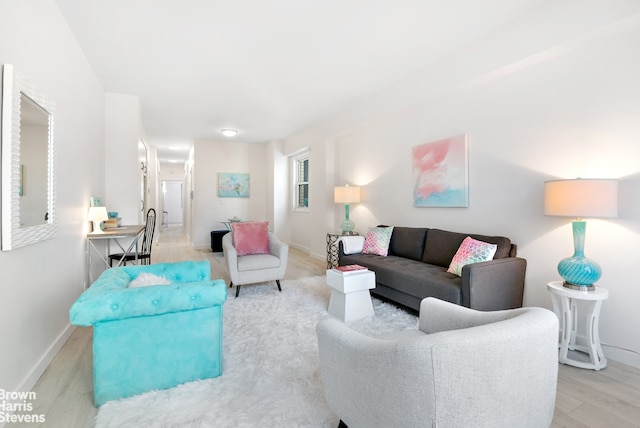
[326,269,375,322]
[547,280,609,370]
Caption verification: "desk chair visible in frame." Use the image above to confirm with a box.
[109,208,156,266]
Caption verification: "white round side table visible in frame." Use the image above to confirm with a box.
[547,280,609,370]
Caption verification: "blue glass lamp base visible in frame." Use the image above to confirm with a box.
[558,256,601,289]
[339,219,355,235]
[557,219,601,290]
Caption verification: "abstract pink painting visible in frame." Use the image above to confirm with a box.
[412,134,468,207]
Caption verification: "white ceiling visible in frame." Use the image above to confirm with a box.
[55,0,548,163]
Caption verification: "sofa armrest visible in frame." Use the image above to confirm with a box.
[337,241,362,263]
[70,279,227,326]
[461,257,526,310]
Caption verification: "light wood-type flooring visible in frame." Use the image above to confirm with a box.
[7,225,640,427]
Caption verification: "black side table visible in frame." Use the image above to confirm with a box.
[210,230,229,252]
[326,232,359,269]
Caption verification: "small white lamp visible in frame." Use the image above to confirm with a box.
[88,206,109,233]
[334,185,361,235]
[544,178,618,289]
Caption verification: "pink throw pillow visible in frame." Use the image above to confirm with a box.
[362,226,394,257]
[447,236,497,276]
[232,221,270,256]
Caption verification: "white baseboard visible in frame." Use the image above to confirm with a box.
[16,324,76,393]
[288,243,325,263]
[288,242,310,253]
[309,251,325,262]
[574,334,640,369]
[602,344,640,369]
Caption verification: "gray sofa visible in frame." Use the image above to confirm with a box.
[338,227,526,312]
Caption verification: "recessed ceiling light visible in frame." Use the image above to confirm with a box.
[221,128,238,137]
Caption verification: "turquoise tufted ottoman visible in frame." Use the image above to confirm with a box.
[70,260,227,406]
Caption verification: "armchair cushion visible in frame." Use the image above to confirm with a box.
[232,221,269,255]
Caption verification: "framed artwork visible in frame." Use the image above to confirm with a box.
[412,134,468,207]
[90,196,102,207]
[218,173,250,198]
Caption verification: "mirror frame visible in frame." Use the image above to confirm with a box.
[1,64,56,250]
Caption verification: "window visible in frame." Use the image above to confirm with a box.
[294,154,309,209]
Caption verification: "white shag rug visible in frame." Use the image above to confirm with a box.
[95,276,418,428]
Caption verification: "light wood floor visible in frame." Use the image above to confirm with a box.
[9,225,640,427]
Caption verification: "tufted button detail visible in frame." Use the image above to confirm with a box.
[152,300,159,305]
[111,304,119,310]
[191,295,198,301]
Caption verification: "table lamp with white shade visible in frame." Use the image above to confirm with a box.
[544,178,618,290]
[88,206,109,233]
[334,185,361,235]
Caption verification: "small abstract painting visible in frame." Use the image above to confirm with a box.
[412,134,468,207]
[218,173,250,198]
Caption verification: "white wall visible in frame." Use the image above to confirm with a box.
[105,93,144,224]
[191,140,268,248]
[0,0,105,392]
[267,140,290,241]
[284,0,640,368]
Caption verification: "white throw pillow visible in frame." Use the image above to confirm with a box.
[128,272,172,288]
[338,236,365,255]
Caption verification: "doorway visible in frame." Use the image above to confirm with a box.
[162,180,183,226]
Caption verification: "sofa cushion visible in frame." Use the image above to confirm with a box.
[422,229,511,267]
[388,227,429,261]
[447,236,498,276]
[362,226,394,256]
[341,254,462,305]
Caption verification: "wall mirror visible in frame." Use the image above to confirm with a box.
[1,64,56,250]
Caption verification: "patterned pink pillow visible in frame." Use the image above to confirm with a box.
[447,236,497,276]
[362,226,394,256]
[232,221,270,256]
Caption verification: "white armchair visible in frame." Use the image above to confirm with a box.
[222,231,288,297]
[316,297,559,428]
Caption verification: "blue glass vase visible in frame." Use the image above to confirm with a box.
[557,220,601,287]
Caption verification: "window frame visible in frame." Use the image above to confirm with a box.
[292,152,309,212]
